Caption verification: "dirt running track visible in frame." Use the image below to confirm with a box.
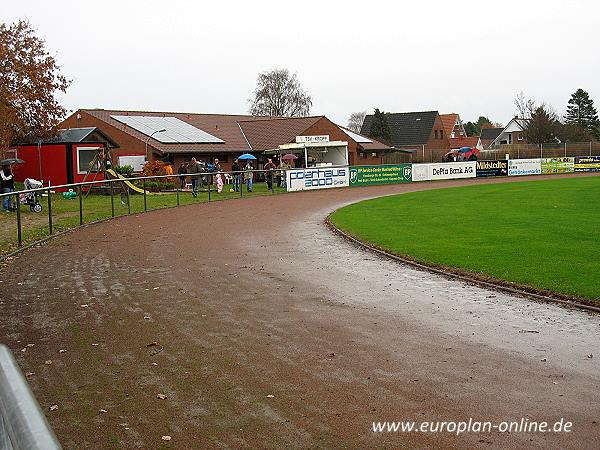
[1,174,599,449]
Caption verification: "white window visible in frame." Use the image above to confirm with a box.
[77,147,101,174]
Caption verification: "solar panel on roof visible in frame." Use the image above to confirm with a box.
[111,115,224,144]
[339,127,372,143]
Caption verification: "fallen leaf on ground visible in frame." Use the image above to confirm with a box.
[266,395,275,398]
[59,349,66,353]
[45,360,52,365]
[99,409,107,413]
[25,372,35,377]
[50,405,58,411]
[161,436,172,441]
[157,394,167,400]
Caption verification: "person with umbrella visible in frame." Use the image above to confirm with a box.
[243,161,254,192]
[263,158,276,190]
[279,154,297,189]
[1,159,20,212]
[237,154,257,192]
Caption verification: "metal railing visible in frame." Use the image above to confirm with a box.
[0,345,61,450]
[0,169,285,254]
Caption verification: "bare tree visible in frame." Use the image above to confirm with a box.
[514,91,536,119]
[347,111,366,133]
[0,20,71,153]
[248,69,312,117]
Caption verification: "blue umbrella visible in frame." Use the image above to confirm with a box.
[458,147,471,153]
[237,153,256,160]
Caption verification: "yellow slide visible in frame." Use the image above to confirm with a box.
[106,169,151,194]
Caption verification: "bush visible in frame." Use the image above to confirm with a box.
[142,161,165,177]
[114,165,134,177]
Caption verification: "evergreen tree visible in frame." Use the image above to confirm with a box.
[524,106,560,144]
[368,108,391,144]
[464,121,478,137]
[564,88,600,140]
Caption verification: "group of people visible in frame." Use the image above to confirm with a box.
[176,157,292,196]
[1,164,15,212]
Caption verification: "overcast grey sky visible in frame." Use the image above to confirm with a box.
[5,0,600,126]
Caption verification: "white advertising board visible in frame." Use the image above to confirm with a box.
[286,167,349,192]
[412,162,476,182]
[508,158,542,176]
[411,164,430,182]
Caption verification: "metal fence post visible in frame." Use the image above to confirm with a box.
[16,194,22,247]
[143,179,147,212]
[78,185,83,226]
[127,187,131,215]
[208,180,211,202]
[110,180,115,218]
[47,187,53,235]
[176,184,180,206]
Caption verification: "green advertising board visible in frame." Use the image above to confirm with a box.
[541,157,574,174]
[349,164,412,186]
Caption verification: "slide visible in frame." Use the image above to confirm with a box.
[106,169,151,194]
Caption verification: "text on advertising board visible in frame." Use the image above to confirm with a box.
[476,160,508,177]
[295,135,329,143]
[574,156,600,172]
[286,168,349,191]
[349,164,412,185]
[508,159,542,176]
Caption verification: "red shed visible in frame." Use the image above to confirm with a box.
[11,127,118,190]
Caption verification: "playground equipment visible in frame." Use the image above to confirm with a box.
[106,169,150,194]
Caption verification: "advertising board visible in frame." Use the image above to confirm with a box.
[412,162,476,182]
[541,157,574,174]
[476,160,508,177]
[286,167,349,192]
[349,164,412,186]
[508,159,542,176]
[574,156,600,172]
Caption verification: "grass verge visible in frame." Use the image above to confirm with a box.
[330,177,600,303]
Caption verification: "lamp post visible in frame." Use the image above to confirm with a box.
[145,129,166,162]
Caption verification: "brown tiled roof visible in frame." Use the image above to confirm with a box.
[238,116,323,151]
[440,114,459,137]
[82,109,258,154]
[449,136,479,149]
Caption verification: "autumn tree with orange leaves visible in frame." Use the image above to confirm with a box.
[0,20,71,155]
